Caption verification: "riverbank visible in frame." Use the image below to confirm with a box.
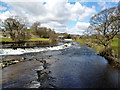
[75,38,120,69]
[0,37,49,42]
[0,38,60,50]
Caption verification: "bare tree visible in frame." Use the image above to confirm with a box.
[31,21,40,32]
[0,19,3,31]
[4,16,28,42]
[90,6,120,49]
[83,25,92,38]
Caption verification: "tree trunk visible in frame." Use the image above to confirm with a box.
[105,45,108,50]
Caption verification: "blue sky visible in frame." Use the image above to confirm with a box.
[0,0,119,35]
[0,2,9,13]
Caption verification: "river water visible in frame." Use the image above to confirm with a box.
[1,42,119,88]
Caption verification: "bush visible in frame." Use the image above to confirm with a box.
[99,47,113,56]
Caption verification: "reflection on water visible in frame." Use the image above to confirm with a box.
[41,43,119,88]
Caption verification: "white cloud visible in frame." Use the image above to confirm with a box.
[98,2,108,10]
[0,0,96,34]
[0,11,12,21]
[67,22,90,35]
[112,0,119,3]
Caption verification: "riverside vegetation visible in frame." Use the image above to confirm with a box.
[0,16,58,47]
[75,33,120,68]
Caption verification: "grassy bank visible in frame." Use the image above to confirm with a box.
[0,37,49,42]
[0,37,14,42]
[75,37,119,68]
[28,38,49,41]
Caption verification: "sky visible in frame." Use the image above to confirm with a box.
[0,0,119,35]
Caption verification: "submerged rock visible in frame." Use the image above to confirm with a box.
[30,81,41,88]
[35,66,44,71]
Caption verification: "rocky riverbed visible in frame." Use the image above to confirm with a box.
[1,51,55,88]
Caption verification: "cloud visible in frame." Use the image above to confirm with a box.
[41,21,67,32]
[0,0,96,34]
[112,0,119,3]
[67,22,90,35]
[71,2,96,21]
[0,11,12,21]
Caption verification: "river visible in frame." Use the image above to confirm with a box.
[0,42,119,88]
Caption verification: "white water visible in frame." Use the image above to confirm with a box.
[0,43,72,56]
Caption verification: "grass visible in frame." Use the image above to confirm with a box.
[75,37,119,65]
[111,38,119,55]
[28,38,49,41]
[0,37,49,42]
[0,37,13,42]
[75,39,86,44]
[76,39,104,52]
[111,38,119,47]
[24,29,32,32]
[75,37,119,68]
[0,29,50,42]
[75,37,119,53]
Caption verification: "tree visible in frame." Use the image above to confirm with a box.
[31,22,57,43]
[0,19,2,28]
[36,27,49,38]
[0,19,3,31]
[83,25,92,38]
[4,16,29,42]
[66,34,72,39]
[90,6,120,49]
[48,29,57,43]
[31,21,40,32]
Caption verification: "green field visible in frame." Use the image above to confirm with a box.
[75,37,119,55]
[111,38,119,55]
[28,38,49,41]
[0,37,13,42]
[75,39,86,44]
[0,37,49,42]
